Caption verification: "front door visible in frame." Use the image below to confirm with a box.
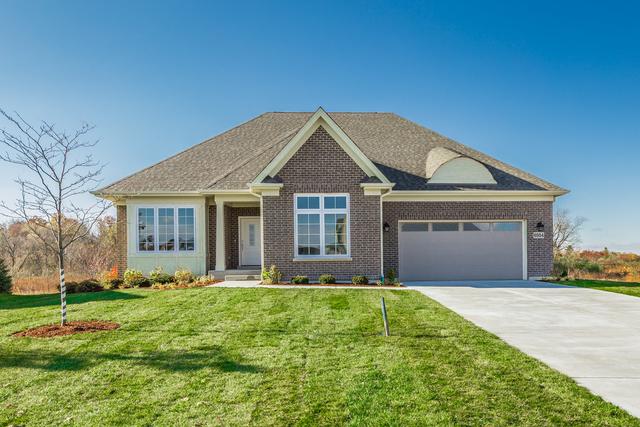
[239,217,261,266]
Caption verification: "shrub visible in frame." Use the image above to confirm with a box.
[149,267,173,284]
[261,265,282,285]
[174,268,194,285]
[319,274,336,284]
[352,275,369,285]
[61,279,103,294]
[123,269,147,288]
[99,266,120,289]
[0,259,12,293]
[384,268,398,285]
[552,259,570,278]
[291,275,309,284]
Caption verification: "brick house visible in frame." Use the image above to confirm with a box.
[95,108,567,282]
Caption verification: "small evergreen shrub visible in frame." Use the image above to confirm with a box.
[174,268,194,285]
[261,265,282,285]
[61,279,103,294]
[123,269,147,288]
[291,275,309,284]
[319,274,336,284]
[0,259,12,293]
[384,268,398,285]
[150,267,173,284]
[351,275,369,285]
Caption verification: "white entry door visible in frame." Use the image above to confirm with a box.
[239,217,261,266]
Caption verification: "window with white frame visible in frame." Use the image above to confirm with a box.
[137,207,195,252]
[295,194,349,257]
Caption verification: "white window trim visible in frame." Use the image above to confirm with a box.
[293,193,351,260]
[136,205,197,254]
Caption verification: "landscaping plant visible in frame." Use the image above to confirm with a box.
[385,268,398,285]
[0,259,11,293]
[261,265,282,285]
[123,269,148,288]
[351,275,369,285]
[174,268,194,285]
[150,266,173,284]
[291,275,309,284]
[319,274,336,284]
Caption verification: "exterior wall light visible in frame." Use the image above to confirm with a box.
[383,222,390,232]
[536,222,545,231]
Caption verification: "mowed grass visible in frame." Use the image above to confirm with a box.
[559,279,640,298]
[0,288,636,426]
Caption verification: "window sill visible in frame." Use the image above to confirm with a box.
[293,257,352,262]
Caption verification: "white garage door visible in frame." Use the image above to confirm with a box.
[399,221,525,281]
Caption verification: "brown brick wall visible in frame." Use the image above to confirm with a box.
[262,125,381,281]
[116,205,128,277]
[382,201,554,278]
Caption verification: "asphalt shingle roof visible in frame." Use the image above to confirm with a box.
[99,112,565,194]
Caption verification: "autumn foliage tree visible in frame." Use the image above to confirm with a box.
[0,109,109,324]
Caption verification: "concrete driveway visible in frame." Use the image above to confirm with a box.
[408,280,640,418]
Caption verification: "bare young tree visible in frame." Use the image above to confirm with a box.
[553,209,586,252]
[0,109,109,324]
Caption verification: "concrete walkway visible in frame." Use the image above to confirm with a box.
[408,280,640,418]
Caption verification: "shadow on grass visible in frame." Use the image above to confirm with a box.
[0,344,263,373]
[0,290,145,311]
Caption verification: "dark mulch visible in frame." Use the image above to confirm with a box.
[12,321,120,338]
[260,282,405,288]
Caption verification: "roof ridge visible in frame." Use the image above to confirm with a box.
[97,112,269,193]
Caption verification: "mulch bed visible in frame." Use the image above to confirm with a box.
[12,321,120,338]
[261,282,405,288]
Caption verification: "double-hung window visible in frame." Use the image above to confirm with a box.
[137,207,195,253]
[295,194,349,258]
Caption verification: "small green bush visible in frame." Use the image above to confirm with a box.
[0,259,12,293]
[262,265,282,285]
[319,274,336,284]
[291,275,309,284]
[150,267,174,284]
[174,268,194,285]
[352,275,369,285]
[61,279,103,294]
[384,268,398,285]
[123,269,147,288]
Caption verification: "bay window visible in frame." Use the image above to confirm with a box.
[137,206,195,253]
[295,194,349,258]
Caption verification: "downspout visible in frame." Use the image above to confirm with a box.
[379,189,393,279]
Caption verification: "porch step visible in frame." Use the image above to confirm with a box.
[224,273,261,281]
[209,269,261,281]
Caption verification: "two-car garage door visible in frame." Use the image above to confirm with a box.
[398,221,525,281]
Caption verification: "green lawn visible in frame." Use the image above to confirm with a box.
[0,288,636,426]
[559,279,640,298]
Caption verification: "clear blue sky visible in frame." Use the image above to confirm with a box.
[1,1,639,251]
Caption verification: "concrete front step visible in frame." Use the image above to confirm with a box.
[209,269,261,281]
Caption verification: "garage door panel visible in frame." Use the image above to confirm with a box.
[399,222,524,281]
